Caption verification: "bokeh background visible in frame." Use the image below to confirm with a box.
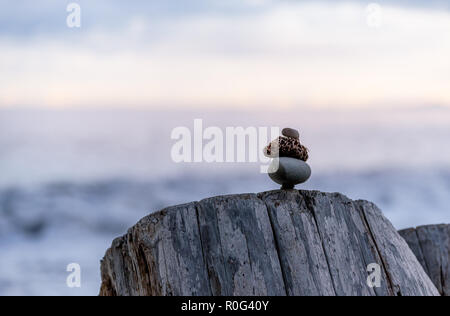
[1,0,450,295]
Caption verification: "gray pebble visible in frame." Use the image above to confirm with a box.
[282,128,299,139]
[268,157,311,189]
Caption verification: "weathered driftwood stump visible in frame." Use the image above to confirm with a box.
[399,224,449,296]
[99,190,439,296]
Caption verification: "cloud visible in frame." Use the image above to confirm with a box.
[0,1,450,108]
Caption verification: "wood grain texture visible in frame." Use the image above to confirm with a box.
[399,224,449,296]
[196,194,285,296]
[99,190,440,296]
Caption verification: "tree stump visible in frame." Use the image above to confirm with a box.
[99,190,439,296]
[399,224,449,296]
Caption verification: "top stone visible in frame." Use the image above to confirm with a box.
[282,128,299,139]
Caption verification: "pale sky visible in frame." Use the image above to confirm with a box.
[1,0,450,109]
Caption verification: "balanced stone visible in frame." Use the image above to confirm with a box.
[268,157,311,189]
[282,128,299,139]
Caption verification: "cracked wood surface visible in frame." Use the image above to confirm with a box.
[99,190,439,296]
[399,224,449,296]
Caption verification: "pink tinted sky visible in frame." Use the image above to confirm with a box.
[0,1,450,109]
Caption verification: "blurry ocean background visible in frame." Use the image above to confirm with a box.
[1,107,450,295]
[1,0,450,295]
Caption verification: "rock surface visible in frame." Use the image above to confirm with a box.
[282,128,299,139]
[99,190,439,296]
[399,224,449,296]
[268,158,311,189]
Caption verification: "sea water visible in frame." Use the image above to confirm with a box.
[0,107,449,295]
